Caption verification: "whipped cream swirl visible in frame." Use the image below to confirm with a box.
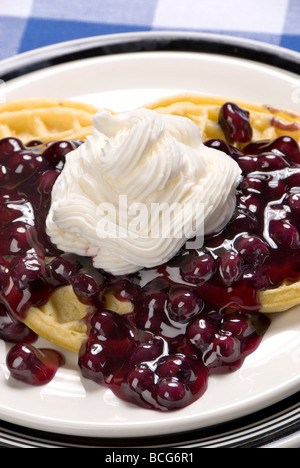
[46,108,242,275]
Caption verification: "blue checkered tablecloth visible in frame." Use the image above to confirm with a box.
[0,0,299,61]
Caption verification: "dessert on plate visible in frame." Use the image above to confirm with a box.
[0,94,299,412]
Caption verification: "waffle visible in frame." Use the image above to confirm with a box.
[144,93,300,147]
[24,287,133,353]
[24,278,300,353]
[2,94,300,353]
[0,98,97,143]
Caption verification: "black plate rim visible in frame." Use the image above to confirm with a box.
[0,30,300,82]
[0,392,299,448]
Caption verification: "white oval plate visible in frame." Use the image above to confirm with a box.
[0,33,299,441]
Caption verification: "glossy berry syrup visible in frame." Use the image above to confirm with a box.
[0,139,81,383]
[0,102,300,410]
[6,343,65,386]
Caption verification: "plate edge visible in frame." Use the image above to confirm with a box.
[0,31,300,81]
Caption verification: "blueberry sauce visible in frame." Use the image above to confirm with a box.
[219,102,253,143]
[6,343,65,386]
[0,102,300,410]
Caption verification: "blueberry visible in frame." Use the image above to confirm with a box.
[0,138,25,161]
[219,102,253,144]
[43,141,76,167]
[219,251,243,286]
[71,268,105,303]
[156,378,189,408]
[127,364,155,394]
[128,334,165,367]
[0,304,37,344]
[180,253,215,285]
[6,344,64,386]
[167,287,203,323]
[235,235,270,265]
[78,340,114,383]
[269,219,300,249]
[156,354,193,384]
[186,317,217,352]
